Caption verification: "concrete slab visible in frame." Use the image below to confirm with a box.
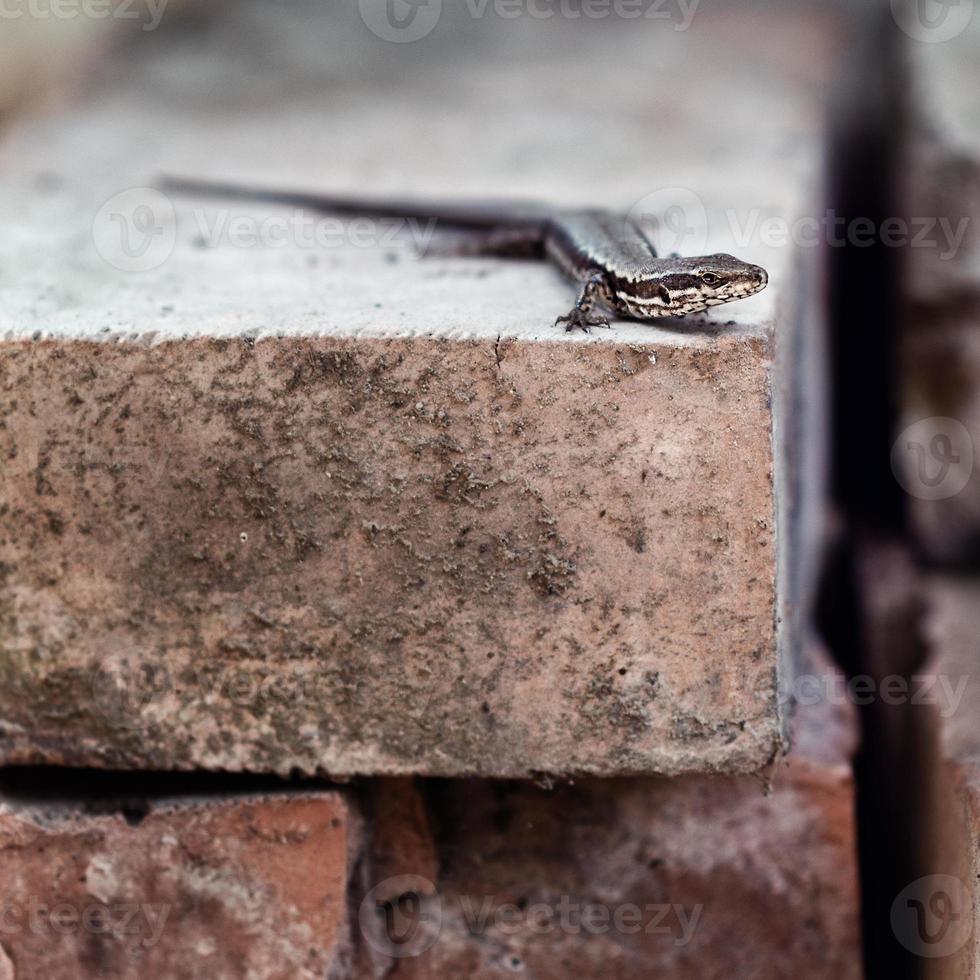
[0,0,843,776]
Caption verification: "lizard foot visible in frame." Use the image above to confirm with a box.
[555,308,611,333]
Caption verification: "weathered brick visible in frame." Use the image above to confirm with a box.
[0,335,780,778]
[908,577,980,977]
[355,645,862,979]
[0,791,354,979]
[0,2,845,776]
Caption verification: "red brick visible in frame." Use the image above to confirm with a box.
[0,792,353,979]
[367,779,438,905]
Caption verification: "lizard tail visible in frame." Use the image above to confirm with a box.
[157,175,548,231]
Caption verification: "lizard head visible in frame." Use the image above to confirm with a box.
[617,254,768,319]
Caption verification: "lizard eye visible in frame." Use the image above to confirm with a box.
[701,273,722,286]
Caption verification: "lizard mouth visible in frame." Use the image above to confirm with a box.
[615,288,703,318]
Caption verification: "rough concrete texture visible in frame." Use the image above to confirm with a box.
[901,11,980,563]
[356,644,862,980]
[0,1,845,775]
[0,791,354,979]
[914,577,980,978]
[0,335,777,776]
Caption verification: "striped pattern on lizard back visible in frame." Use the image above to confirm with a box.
[543,210,658,288]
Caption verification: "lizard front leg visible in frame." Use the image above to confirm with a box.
[556,271,612,332]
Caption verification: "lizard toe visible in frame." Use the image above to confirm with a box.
[556,308,605,333]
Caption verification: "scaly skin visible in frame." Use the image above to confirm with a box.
[544,210,768,330]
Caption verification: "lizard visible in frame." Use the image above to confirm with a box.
[158,177,768,331]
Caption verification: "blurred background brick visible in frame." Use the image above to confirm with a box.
[899,10,980,565]
[0,789,356,979]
